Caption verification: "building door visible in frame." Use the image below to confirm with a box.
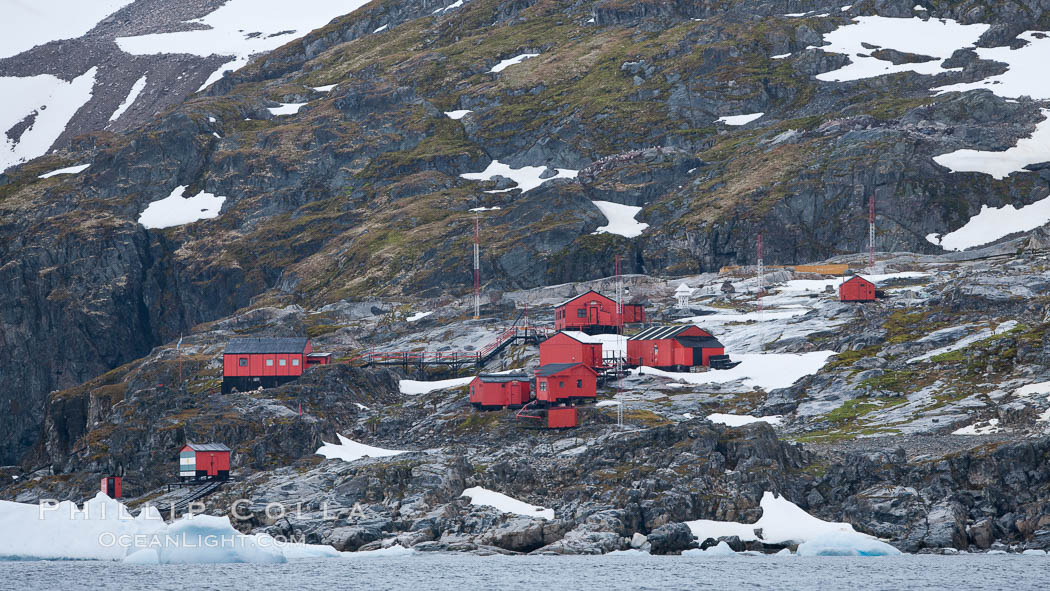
[510,382,521,403]
[693,347,705,367]
[588,303,599,325]
[207,453,215,476]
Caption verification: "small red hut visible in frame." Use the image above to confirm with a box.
[179,443,231,482]
[839,275,876,302]
[222,337,329,393]
[627,325,725,370]
[535,363,598,405]
[539,331,604,368]
[546,407,578,428]
[554,290,644,333]
[469,373,531,409]
[100,476,122,499]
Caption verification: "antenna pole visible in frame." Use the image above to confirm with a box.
[869,193,876,269]
[756,233,764,312]
[473,212,480,320]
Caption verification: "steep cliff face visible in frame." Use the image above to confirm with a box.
[4,0,1050,465]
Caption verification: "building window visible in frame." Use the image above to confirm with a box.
[577,379,583,388]
[266,359,274,366]
[559,381,565,388]
[292,359,299,366]
[540,382,547,391]
[577,309,586,318]
[279,359,287,366]
[238,358,247,367]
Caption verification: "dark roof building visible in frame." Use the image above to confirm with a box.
[224,337,310,354]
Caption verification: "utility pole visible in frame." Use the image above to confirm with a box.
[756,233,764,312]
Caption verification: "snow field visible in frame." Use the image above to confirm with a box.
[109,75,148,122]
[39,164,90,179]
[460,160,577,193]
[591,201,649,238]
[717,113,764,126]
[490,53,539,73]
[636,351,835,391]
[0,67,98,173]
[1,1,133,59]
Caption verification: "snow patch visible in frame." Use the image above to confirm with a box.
[316,434,407,462]
[933,109,1050,180]
[460,160,577,193]
[706,413,783,427]
[591,201,649,238]
[815,16,989,82]
[268,102,308,116]
[109,75,148,122]
[0,67,98,173]
[373,24,389,33]
[717,113,764,126]
[399,376,474,394]
[406,311,433,322]
[39,164,90,179]
[137,186,226,230]
[444,109,473,120]
[1015,381,1050,398]
[772,53,791,59]
[490,53,539,73]
[952,418,1001,435]
[312,84,337,92]
[116,0,373,88]
[460,486,554,520]
[637,351,835,391]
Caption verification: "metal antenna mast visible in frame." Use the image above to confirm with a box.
[869,193,876,269]
[473,212,481,319]
[756,232,764,311]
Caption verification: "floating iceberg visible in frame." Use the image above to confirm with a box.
[796,532,902,556]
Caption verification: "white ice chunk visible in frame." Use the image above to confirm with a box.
[796,532,902,556]
[706,413,783,427]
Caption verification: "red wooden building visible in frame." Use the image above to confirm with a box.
[535,363,598,405]
[469,373,531,410]
[839,275,876,302]
[554,290,644,334]
[539,331,604,368]
[627,325,726,370]
[222,337,330,393]
[179,443,231,482]
[100,476,122,499]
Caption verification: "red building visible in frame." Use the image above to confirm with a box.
[535,363,598,405]
[627,325,725,370]
[839,275,876,302]
[540,331,604,368]
[222,337,330,393]
[546,407,578,428]
[179,443,231,482]
[469,373,531,409]
[554,290,644,333]
[100,476,122,499]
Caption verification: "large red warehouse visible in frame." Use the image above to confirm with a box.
[554,290,644,333]
[627,325,727,370]
[179,443,231,482]
[535,363,598,405]
[839,275,876,302]
[222,337,330,393]
[539,331,604,368]
[469,373,531,409]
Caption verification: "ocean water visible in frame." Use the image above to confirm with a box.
[2,554,1046,591]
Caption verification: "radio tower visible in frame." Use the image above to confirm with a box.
[868,193,876,269]
[756,232,764,311]
[473,212,480,319]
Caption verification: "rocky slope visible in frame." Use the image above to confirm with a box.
[4,0,1050,555]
